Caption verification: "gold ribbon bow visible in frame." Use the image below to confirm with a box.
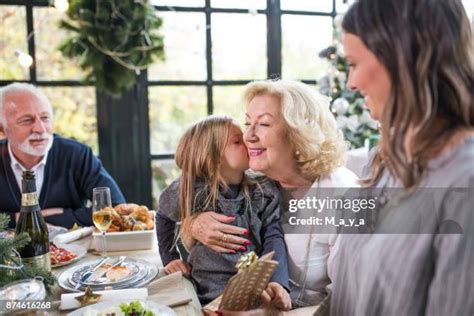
[235,251,258,272]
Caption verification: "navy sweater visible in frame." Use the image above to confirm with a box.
[0,135,125,228]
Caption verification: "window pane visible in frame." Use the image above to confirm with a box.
[0,6,28,80]
[336,0,356,13]
[281,0,333,13]
[282,15,333,80]
[213,86,246,125]
[150,0,204,7]
[212,13,266,80]
[149,86,207,154]
[211,0,266,10]
[42,87,98,153]
[149,12,206,81]
[461,0,473,24]
[34,7,87,80]
[151,159,180,209]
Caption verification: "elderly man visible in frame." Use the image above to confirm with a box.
[0,83,125,228]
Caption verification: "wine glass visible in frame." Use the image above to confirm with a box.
[92,187,112,257]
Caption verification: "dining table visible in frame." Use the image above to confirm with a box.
[47,231,203,316]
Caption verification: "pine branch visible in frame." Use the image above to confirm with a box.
[59,0,165,96]
[0,213,9,232]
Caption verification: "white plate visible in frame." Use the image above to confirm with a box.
[67,299,176,316]
[58,258,158,292]
[52,244,87,268]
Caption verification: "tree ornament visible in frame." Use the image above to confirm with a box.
[318,20,379,149]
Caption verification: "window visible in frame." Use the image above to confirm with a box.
[0,6,29,80]
[1,1,340,207]
[0,2,98,152]
[149,1,338,207]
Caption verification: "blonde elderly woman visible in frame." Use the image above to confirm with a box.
[187,79,358,311]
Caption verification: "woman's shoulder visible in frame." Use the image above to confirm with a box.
[318,167,360,188]
[245,173,280,196]
[427,135,474,187]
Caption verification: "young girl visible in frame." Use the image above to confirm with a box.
[155,115,290,306]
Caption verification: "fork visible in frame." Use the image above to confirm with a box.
[90,256,127,283]
[74,256,109,290]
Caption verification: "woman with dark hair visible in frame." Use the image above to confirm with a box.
[327,0,474,315]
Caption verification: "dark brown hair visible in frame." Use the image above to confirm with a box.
[343,0,474,188]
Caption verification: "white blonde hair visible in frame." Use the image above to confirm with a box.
[243,79,348,180]
[0,82,53,128]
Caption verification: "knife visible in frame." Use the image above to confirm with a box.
[90,256,127,283]
[74,256,109,290]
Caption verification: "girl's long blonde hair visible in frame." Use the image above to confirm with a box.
[175,115,236,237]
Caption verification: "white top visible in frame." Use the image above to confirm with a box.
[8,142,48,194]
[284,166,359,306]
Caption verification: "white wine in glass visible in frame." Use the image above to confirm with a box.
[92,187,112,257]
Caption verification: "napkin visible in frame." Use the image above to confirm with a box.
[147,272,193,307]
[53,227,95,245]
[59,288,148,310]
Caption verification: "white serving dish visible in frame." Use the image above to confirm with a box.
[93,211,156,251]
[93,229,155,251]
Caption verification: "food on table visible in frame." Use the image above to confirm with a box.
[83,300,155,316]
[119,300,155,316]
[105,265,132,282]
[92,263,132,282]
[49,243,77,265]
[105,204,154,233]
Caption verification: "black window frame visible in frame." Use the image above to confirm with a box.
[0,0,340,207]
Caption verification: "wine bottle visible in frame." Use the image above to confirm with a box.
[15,171,51,272]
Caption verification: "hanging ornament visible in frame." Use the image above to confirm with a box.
[332,97,350,115]
[53,0,69,12]
[15,50,33,68]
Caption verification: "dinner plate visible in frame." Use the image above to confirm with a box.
[58,258,158,292]
[67,300,176,316]
[51,244,87,268]
[71,261,141,286]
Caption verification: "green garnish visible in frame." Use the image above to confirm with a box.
[119,301,155,316]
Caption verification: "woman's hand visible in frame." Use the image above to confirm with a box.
[261,282,292,311]
[163,259,191,277]
[190,211,250,253]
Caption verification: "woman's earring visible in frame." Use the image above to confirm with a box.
[295,150,300,156]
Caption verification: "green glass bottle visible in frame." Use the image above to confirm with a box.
[15,171,51,272]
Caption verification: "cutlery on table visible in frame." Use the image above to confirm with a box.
[74,256,109,290]
[91,256,127,283]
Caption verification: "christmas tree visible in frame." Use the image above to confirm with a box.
[318,25,379,149]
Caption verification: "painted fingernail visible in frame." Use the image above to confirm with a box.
[230,250,236,254]
[242,229,249,235]
[243,240,252,246]
[239,246,246,252]
[216,310,223,316]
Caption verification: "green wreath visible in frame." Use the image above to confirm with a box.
[59,0,164,96]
